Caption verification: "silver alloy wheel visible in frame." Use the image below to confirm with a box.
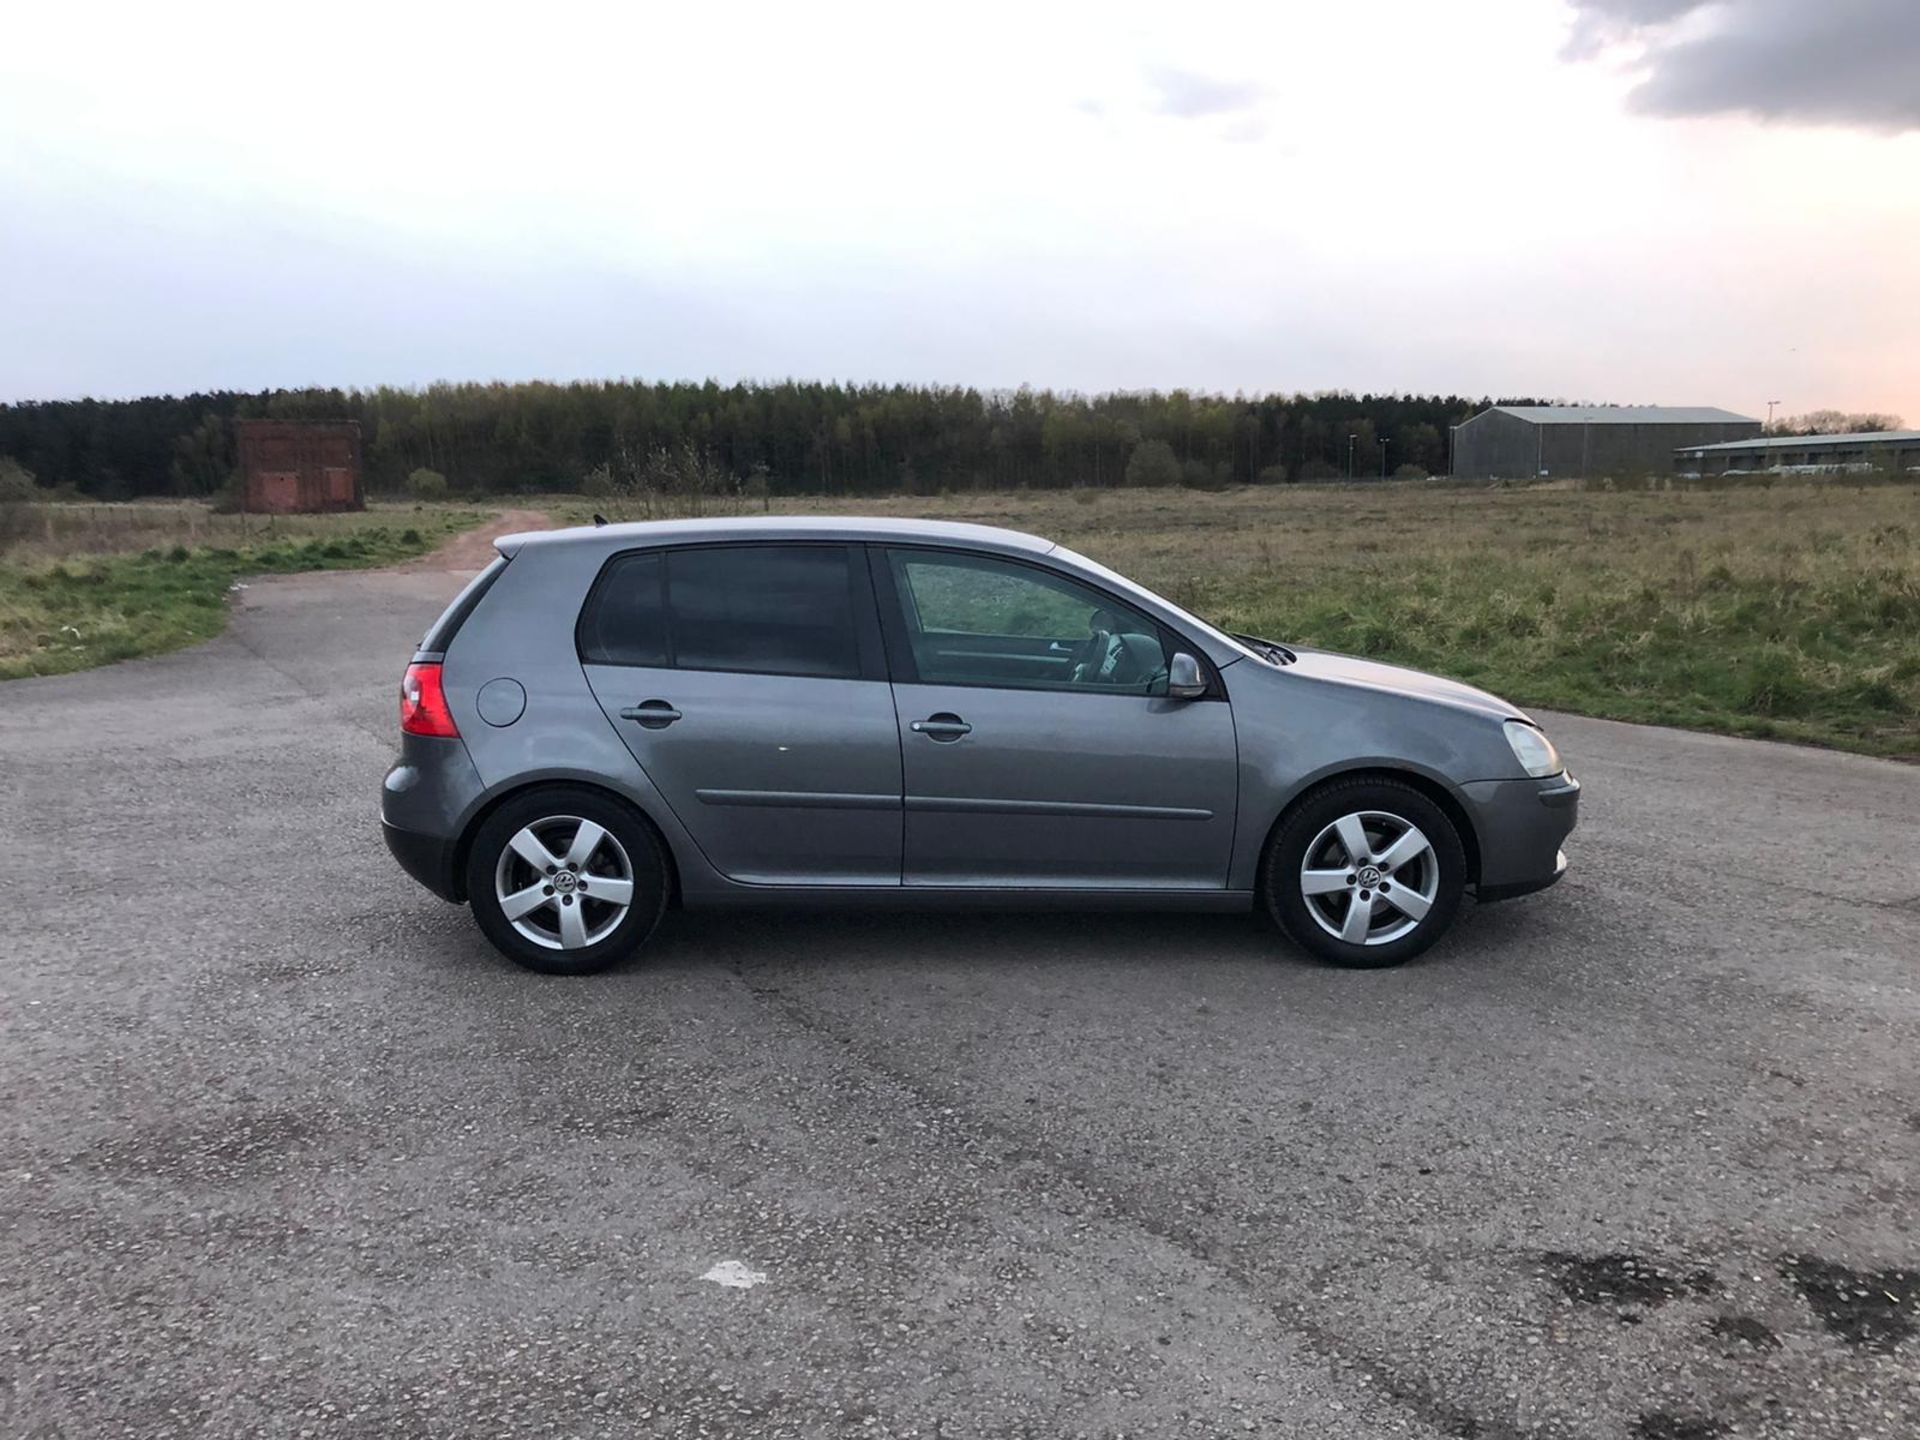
[492,815,636,951]
[1299,810,1439,947]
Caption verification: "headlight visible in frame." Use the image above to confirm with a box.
[1503,720,1563,778]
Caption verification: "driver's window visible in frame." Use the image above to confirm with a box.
[886,550,1169,695]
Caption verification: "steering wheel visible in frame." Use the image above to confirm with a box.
[1069,610,1125,685]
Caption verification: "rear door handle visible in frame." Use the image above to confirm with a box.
[619,700,682,729]
[910,713,971,741]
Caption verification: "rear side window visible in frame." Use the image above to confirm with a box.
[419,555,508,655]
[579,552,668,667]
[579,544,861,679]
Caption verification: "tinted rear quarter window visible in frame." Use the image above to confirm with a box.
[580,551,668,667]
[579,544,861,679]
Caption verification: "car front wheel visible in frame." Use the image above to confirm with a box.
[465,786,670,975]
[1262,777,1466,969]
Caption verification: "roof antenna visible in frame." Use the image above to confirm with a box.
[592,513,609,527]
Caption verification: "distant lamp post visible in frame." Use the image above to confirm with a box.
[1379,437,1389,479]
[1766,399,1782,429]
[1346,434,1356,481]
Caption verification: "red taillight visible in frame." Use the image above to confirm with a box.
[400,662,460,738]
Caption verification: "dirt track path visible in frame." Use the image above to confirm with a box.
[400,506,553,572]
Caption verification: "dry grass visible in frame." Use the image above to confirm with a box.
[562,478,1920,757]
[4,499,461,565]
[0,502,484,679]
[8,483,1915,756]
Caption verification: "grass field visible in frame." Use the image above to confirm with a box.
[0,503,484,680]
[7,483,1915,758]
[565,478,1920,758]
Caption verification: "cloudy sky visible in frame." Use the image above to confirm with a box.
[2,0,1916,419]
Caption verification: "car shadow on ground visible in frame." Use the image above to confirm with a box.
[410,888,1570,985]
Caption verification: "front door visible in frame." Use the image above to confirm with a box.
[581,543,901,886]
[877,547,1238,889]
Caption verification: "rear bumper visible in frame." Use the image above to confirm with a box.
[382,820,462,902]
[381,732,486,903]
[1462,772,1580,903]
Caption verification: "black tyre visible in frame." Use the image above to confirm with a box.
[464,786,670,976]
[1261,777,1466,969]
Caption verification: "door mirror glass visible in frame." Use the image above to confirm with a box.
[1167,652,1207,699]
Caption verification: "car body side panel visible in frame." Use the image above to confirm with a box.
[671,882,1258,912]
[582,664,904,885]
[891,681,1239,888]
[1220,661,1531,892]
[436,538,738,900]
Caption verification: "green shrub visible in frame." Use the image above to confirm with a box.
[0,457,36,504]
[208,472,245,514]
[407,468,450,500]
[0,456,37,555]
[1179,458,1231,492]
[1124,439,1181,489]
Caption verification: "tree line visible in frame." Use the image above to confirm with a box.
[1763,410,1905,437]
[0,380,1566,500]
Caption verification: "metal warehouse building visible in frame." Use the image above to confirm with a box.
[1452,405,1760,480]
[1675,430,1920,476]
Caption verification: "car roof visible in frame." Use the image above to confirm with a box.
[494,514,1057,559]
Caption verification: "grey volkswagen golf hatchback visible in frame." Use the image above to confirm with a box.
[382,517,1578,975]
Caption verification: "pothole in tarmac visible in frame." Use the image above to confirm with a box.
[1539,1251,1718,1308]
[1779,1254,1919,1351]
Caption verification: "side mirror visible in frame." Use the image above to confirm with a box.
[1167,652,1208,699]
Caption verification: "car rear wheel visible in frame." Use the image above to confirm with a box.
[465,786,669,975]
[1261,777,1465,969]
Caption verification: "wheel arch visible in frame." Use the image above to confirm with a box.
[451,776,683,907]
[1257,766,1482,889]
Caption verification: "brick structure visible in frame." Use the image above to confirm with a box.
[234,420,364,513]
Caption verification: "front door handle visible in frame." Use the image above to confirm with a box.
[619,700,683,729]
[910,712,971,741]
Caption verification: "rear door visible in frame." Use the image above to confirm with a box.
[876,546,1239,889]
[579,543,902,886]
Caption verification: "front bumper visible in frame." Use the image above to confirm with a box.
[1477,846,1568,903]
[1462,772,1580,903]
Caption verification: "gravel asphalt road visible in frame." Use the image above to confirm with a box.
[3,528,1918,1439]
